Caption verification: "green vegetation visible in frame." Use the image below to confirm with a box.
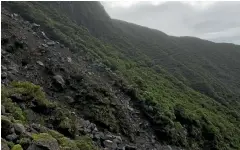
[1,81,97,150]
[48,131,97,150]
[32,132,97,150]
[32,133,56,141]
[2,87,26,121]
[10,81,55,109]
[3,1,240,149]
[11,144,23,150]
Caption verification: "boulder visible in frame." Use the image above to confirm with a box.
[6,133,18,141]
[32,23,40,31]
[13,13,19,17]
[8,64,18,73]
[113,136,122,144]
[1,72,7,79]
[103,140,117,149]
[41,44,48,48]
[30,123,48,133]
[14,123,26,134]
[1,138,10,150]
[47,41,55,46]
[2,116,13,137]
[32,23,40,27]
[36,61,44,67]
[82,120,91,128]
[41,32,49,40]
[6,45,15,53]
[64,96,75,104]
[2,50,7,55]
[93,131,104,140]
[28,133,59,150]
[27,142,59,150]
[53,75,65,89]
[67,57,72,63]
[2,65,7,71]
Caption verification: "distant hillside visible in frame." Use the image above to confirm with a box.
[2,1,240,150]
[44,1,240,106]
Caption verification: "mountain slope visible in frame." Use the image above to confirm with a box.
[2,1,240,150]
[45,1,240,106]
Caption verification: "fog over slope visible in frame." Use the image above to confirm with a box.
[102,1,240,45]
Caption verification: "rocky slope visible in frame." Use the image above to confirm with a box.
[1,6,180,150]
[1,2,240,150]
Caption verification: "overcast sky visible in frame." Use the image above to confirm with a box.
[101,1,240,45]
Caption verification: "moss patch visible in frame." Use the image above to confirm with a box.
[10,81,55,109]
[11,144,23,150]
[75,136,97,150]
[32,133,56,141]
[2,87,26,121]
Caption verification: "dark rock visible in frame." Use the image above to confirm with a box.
[14,41,25,49]
[21,59,29,66]
[113,136,122,144]
[17,137,31,149]
[27,142,59,150]
[41,32,49,40]
[1,116,13,137]
[6,133,18,141]
[2,50,7,55]
[53,75,65,90]
[1,138,10,150]
[14,123,26,134]
[6,45,15,53]
[2,72,7,79]
[10,127,15,133]
[30,123,48,133]
[27,134,59,150]
[93,132,104,140]
[32,23,40,31]
[125,145,137,150]
[84,127,91,134]
[2,65,7,71]
[103,140,117,149]
[1,105,6,114]
[23,21,30,26]
[64,96,75,104]
[41,44,48,48]
[82,120,91,128]
[1,38,9,46]
[10,93,24,102]
[8,64,18,73]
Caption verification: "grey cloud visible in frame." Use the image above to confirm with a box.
[101,1,240,45]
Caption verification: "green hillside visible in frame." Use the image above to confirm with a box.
[2,1,240,150]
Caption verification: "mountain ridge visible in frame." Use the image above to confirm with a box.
[1,1,240,150]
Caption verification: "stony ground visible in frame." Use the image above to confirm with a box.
[1,7,182,150]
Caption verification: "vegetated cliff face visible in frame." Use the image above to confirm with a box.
[57,1,240,104]
[2,1,240,150]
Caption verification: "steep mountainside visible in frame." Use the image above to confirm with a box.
[42,1,240,106]
[2,1,240,150]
